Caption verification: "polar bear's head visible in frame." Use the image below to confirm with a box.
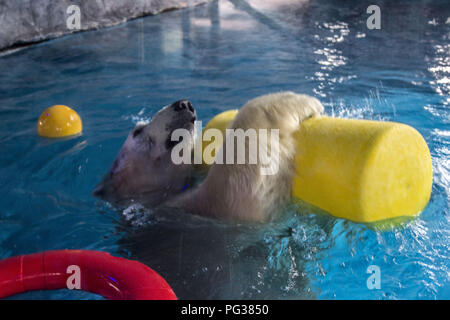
[93,100,197,205]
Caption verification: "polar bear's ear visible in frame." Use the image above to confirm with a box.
[132,126,144,138]
[132,122,147,138]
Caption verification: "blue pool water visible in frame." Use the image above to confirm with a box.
[0,0,449,299]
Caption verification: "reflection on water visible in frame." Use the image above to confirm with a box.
[0,0,449,299]
[427,42,450,122]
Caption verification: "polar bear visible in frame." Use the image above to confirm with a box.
[93,100,197,206]
[94,92,324,222]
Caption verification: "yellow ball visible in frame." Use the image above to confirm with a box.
[37,105,82,138]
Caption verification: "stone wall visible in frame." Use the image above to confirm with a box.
[0,0,210,51]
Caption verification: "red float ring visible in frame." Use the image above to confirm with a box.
[0,250,176,300]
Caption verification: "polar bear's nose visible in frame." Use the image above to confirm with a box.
[172,100,194,113]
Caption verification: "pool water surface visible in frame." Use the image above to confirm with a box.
[0,0,449,299]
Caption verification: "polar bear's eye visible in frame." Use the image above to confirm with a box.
[165,137,179,149]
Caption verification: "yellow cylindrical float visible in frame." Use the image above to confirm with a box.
[200,111,433,223]
[37,105,82,138]
[292,117,432,223]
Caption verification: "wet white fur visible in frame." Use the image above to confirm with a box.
[172,92,324,222]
